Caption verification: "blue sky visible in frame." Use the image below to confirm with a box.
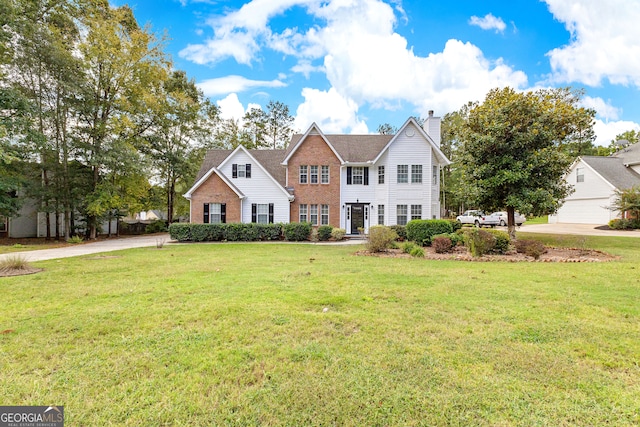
[113,0,640,145]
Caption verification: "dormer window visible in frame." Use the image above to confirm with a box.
[576,167,584,183]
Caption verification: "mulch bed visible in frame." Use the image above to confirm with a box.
[357,245,617,262]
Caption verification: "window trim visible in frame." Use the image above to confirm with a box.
[321,165,329,184]
[411,204,422,220]
[310,204,318,226]
[299,204,308,222]
[310,165,319,184]
[299,165,308,184]
[397,204,408,226]
[576,167,584,183]
[377,205,384,225]
[378,166,385,184]
[411,164,422,183]
[321,204,329,225]
[397,165,408,183]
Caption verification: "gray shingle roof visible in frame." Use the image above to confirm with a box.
[286,133,393,163]
[581,156,640,190]
[195,149,287,187]
[611,142,640,166]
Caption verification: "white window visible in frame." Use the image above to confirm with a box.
[397,205,408,226]
[257,204,269,224]
[397,165,408,183]
[411,165,422,183]
[310,165,318,184]
[378,205,384,225]
[576,167,584,183]
[237,164,246,178]
[209,203,222,224]
[352,167,364,185]
[299,204,308,222]
[411,204,422,220]
[299,165,308,184]
[310,204,318,225]
[321,166,329,184]
[321,204,329,225]
[432,165,438,184]
[378,166,385,184]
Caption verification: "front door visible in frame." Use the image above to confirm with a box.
[350,203,365,234]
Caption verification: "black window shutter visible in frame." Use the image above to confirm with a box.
[221,204,226,223]
[347,167,352,185]
[251,204,257,223]
[203,203,209,223]
[232,164,238,178]
[364,167,369,185]
[269,203,274,223]
[246,164,251,178]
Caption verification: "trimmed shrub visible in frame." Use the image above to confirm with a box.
[331,228,346,241]
[608,218,639,229]
[401,241,417,254]
[485,229,510,254]
[283,222,312,241]
[169,223,191,241]
[406,219,454,246]
[146,220,167,233]
[366,225,398,252]
[318,225,333,241]
[409,246,425,257]
[257,223,282,241]
[389,225,406,241]
[190,224,211,242]
[464,228,496,257]
[432,236,454,253]
[447,219,462,232]
[515,239,547,260]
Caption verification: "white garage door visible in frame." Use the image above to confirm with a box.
[557,198,612,224]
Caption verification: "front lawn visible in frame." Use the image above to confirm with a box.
[1,235,638,425]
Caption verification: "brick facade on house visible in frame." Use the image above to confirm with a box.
[189,172,241,223]
[287,134,342,227]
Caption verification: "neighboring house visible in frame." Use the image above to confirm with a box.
[550,143,640,224]
[185,114,451,234]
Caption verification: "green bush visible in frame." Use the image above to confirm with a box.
[366,225,398,252]
[464,228,496,257]
[331,228,346,241]
[257,223,282,240]
[409,246,425,257]
[67,235,84,244]
[169,223,191,241]
[401,241,417,254]
[146,220,167,233]
[283,222,312,241]
[406,219,454,246]
[389,225,406,241]
[485,228,510,254]
[608,218,640,229]
[190,224,211,242]
[447,219,462,232]
[318,225,333,241]
[432,236,454,253]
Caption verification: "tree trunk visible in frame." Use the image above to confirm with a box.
[507,207,516,241]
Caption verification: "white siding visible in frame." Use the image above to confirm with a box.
[219,151,290,223]
[385,125,435,222]
[555,160,617,224]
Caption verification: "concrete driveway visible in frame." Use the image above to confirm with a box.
[0,233,171,263]
[518,223,640,237]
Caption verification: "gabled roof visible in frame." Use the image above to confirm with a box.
[372,117,451,165]
[184,166,245,200]
[284,118,451,165]
[611,142,640,166]
[282,123,345,164]
[187,146,292,201]
[579,156,640,190]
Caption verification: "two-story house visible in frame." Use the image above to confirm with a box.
[185,114,451,233]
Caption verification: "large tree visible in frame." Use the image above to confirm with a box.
[264,100,294,149]
[456,87,595,238]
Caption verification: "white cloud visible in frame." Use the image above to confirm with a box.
[197,75,286,97]
[469,14,507,33]
[544,0,640,87]
[593,119,640,146]
[295,87,368,134]
[580,96,621,121]
[216,93,262,121]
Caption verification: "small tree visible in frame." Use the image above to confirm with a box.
[611,186,640,223]
[456,87,594,239]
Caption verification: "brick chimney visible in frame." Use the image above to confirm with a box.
[424,110,441,148]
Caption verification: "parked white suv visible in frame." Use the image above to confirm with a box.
[491,211,526,226]
[456,210,500,228]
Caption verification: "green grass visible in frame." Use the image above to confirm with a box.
[0,241,67,254]
[1,236,639,426]
[523,215,549,225]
